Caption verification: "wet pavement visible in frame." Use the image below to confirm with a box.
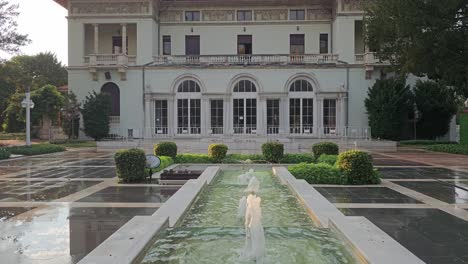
[0,148,179,264]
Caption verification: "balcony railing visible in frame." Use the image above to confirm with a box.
[355,52,389,65]
[84,54,137,66]
[153,54,339,66]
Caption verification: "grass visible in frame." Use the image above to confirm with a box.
[53,141,96,148]
[8,144,66,156]
[0,132,25,140]
[425,144,468,155]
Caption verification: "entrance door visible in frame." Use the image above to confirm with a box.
[233,98,257,134]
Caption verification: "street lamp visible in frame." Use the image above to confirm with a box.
[21,86,35,146]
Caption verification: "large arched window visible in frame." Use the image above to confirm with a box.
[176,80,202,134]
[288,79,314,134]
[233,80,257,93]
[177,80,201,93]
[289,79,313,92]
[101,82,120,116]
[232,79,258,134]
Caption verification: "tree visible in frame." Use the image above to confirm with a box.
[414,80,461,139]
[364,0,468,96]
[365,78,414,140]
[82,91,111,141]
[0,0,30,54]
[30,85,65,125]
[61,92,81,139]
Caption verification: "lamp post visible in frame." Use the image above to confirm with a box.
[21,86,35,147]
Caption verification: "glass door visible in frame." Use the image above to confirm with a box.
[233,98,257,134]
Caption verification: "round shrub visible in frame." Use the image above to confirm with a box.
[153,142,177,158]
[115,148,147,183]
[337,150,380,184]
[289,163,346,184]
[312,142,339,158]
[208,144,228,162]
[262,142,284,163]
[317,154,338,166]
[0,148,11,160]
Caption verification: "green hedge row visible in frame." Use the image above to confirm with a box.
[8,144,66,156]
[0,148,11,160]
[425,144,468,155]
[399,140,456,146]
[172,153,315,164]
[289,163,346,184]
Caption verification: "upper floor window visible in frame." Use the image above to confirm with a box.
[185,36,200,56]
[237,10,252,21]
[185,11,200,21]
[290,34,305,55]
[178,80,201,93]
[290,9,305,20]
[163,36,171,55]
[238,35,252,55]
[320,34,329,54]
[290,80,313,92]
[234,80,257,93]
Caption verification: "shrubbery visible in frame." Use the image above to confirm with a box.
[280,153,315,164]
[152,156,174,173]
[337,150,380,184]
[175,154,215,163]
[114,148,146,183]
[425,144,468,155]
[317,154,338,166]
[9,144,65,156]
[208,144,228,162]
[312,142,339,158]
[289,163,346,184]
[399,140,457,146]
[0,148,10,160]
[262,142,284,163]
[154,142,177,158]
[81,91,111,141]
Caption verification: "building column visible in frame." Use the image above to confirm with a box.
[315,97,322,137]
[121,24,127,55]
[224,97,231,135]
[201,97,208,136]
[169,98,175,136]
[257,97,266,135]
[93,24,99,54]
[340,94,347,133]
[280,97,289,136]
[144,97,152,138]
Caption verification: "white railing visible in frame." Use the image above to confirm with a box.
[290,125,314,135]
[84,54,137,66]
[109,116,120,124]
[210,127,224,135]
[153,54,339,66]
[267,127,280,135]
[355,53,365,63]
[176,127,201,135]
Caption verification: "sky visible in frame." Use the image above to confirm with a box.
[1,0,68,65]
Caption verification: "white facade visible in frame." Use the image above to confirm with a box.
[57,0,388,140]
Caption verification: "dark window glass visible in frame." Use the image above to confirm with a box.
[101,83,120,116]
[155,100,168,134]
[289,80,313,92]
[233,98,244,134]
[233,80,257,93]
[177,80,200,93]
[185,36,200,56]
[210,100,224,134]
[320,34,329,54]
[289,98,301,134]
[112,36,128,54]
[267,99,280,134]
[290,9,305,20]
[163,36,171,55]
[237,10,252,21]
[238,35,252,55]
[323,99,337,134]
[185,11,200,21]
[290,34,305,55]
[177,99,201,134]
[302,99,314,133]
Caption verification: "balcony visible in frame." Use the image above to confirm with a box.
[355,52,390,66]
[84,54,137,67]
[152,54,339,66]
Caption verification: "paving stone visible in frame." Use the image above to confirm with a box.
[395,181,468,204]
[77,186,179,203]
[315,187,423,204]
[379,167,468,179]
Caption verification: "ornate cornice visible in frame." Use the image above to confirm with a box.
[69,0,151,15]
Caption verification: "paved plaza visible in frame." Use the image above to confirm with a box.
[0,147,468,263]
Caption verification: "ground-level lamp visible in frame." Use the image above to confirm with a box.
[21,86,35,147]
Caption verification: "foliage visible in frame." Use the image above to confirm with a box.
[8,144,65,156]
[288,163,346,185]
[208,144,228,162]
[61,92,81,139]
[114,148,146,183]
[0,0,30,54]
[153,142,178,158]
[53,141,96,148]
[312,142,339,158]
[461,114,468,145]
[425,144,468,155]
[365,78,413,140]
[0,132,24,140]
[153,156,174,173]
[399,140,457,146]
[261,142,284,163]
[364,0,468,95]
[337,150,380,185]
[317,154,338,166]
[30,85,65,125]
[414,80,460,139]
[225,153,265,161]
[175,154,215,164]
[0,147,10,160]
[280,153,315,164]
[81,91,111,141]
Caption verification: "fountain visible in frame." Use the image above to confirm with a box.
[241,194,265,263]
[237,196,247,220]
[238,169,254,185]
[244,176,260,194]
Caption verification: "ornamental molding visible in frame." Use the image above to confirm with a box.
[307,8,332,20]
[70,1,150,15]
[160,10,184,22]
[254,9,288,21]
[202,10,235,22]
[341,0,363,12]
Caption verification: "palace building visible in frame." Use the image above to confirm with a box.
[54,0,394,148]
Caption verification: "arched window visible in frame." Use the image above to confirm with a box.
[177,80,201,93]
[233,80,257,93]
[289,79,313,92]
[101,82,120,116]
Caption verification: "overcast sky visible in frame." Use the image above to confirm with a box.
[1,0,68,65]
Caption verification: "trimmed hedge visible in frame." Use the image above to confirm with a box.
[337,150,380,185]
[225,153,264,161]
[114,148,146,183]
[317,154,338,166]
[425,144,468,155]
[0,148,11,160]
[154,142,177,158]
[289,163,346,184]
[153,156,174,173]
[175,154,215,163]
[208,144,228,162]
[312,142,339,158]
[262,142,284,163]
[461,113,468,145]
[280,153,315,164]
[9,144,66,156]
[399,140,456,146]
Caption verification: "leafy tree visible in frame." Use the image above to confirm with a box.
[0,0,30,54]
[61,92,81,139]
[82,91,111,141]
[414,80,461,139]
[30,85,64,125]
[365,78,414,140]
[364,0,468,96]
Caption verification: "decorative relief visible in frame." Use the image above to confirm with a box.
[307,9,332,20]
[342,0,363,12]
[160,10,184,22]
[254,9,288,21]
[71,1,150,15]
[202,10,235,21]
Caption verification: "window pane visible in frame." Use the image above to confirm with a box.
[178,99,189,132]
[267,99,280,134]
[233,99,244,134]
[237,10,252,21]
[290,34,305,55]
[155,100,168,134]
[302,99,314,133]
[185,11,200,21]
[246,99,257,133]
[238,35,252,55]
[190,99,201,134]
[323,99,337,134]
[210,99,223,134]
[320,34,329,54]
[185,36,200,55]
[290,9,305,20]
[289,98,301,133]
[163,36,171,55]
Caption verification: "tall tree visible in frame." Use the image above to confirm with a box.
[0,0,30,54]
[82,92,111,141]
[364,0,468,95]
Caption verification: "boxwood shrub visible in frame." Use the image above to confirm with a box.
[262,142,284,163]
[114,148,146,183]
[175,154,215,163]
[289,163,346,184]
[337,150,380,184]
[9,144,66,156]
[153,142,177,158]
[317,154,338,166]
[0,148,11,160]
[280,153,315,164]
[312,142,339,158]
[208,144,228,162]
[425,144,468,155]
